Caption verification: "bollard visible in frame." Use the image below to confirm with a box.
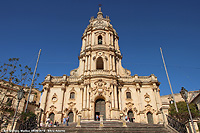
[76,114,81,127]
[123,115,127,127]
[99,115,104,127]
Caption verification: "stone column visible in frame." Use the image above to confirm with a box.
[112,56,115,71]
[57,87,66,123]
[109,33,111,45]
[105,101,110,120]
[111,85,115,108]
[81,39,85,51]
[83,86,87,109]
[104,58,107,70]
[114,85,118,109]
[88,55,91,71]
[116,59,119,75]
[92,33,95,45]
[41,87,50,112]
[111,34,113,46]
[118,87,122,110]
[186,120,199,133]
[82,59,85,73]
[85,56,88,72]
[86,84,90,109]
[136,84,142,112]
[41,89,47,110]
[106,32,109,45]
[110,55,112,71]
[117,39,119,50]
[89,34,91,45]
[156,88,163,110]
[59,87,66,111]
[86,34,88,46]
[136,83,145,123]
[153,85,160,110]
[91,54,95,71]
[41,87,50,123]
[80,88,84,109]
[153,85,161,124]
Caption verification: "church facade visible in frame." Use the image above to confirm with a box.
[40,8,165,124]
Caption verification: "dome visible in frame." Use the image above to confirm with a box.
[82,7,118,38]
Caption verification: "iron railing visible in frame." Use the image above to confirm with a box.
[19,115,37,131]
[166,115,187,133]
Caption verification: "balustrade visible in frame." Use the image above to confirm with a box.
[166,115,187,133]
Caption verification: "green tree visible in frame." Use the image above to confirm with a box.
[0,58,39,86]
[169,101,200,123]
[0,58,40,130]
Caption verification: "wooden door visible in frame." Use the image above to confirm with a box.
[68,112,74,122]
[95,99,106,120]
[49,113,55,122]
[147,112,153,124]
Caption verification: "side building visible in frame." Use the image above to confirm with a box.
[40,8,166,125]
[161,90,200,111]
[0,79,41,130]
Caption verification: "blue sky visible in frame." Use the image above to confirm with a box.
[0,0,200,96]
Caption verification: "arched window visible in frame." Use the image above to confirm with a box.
[126,92,131,99]
[70,92,75,99]
[6,97,13,106]
[96,57,104,70]
[98,35,102,45]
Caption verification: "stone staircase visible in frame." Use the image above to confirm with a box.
[39,121,174,133]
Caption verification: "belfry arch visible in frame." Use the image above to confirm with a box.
[98,35,102,44]
[96,57,104,70]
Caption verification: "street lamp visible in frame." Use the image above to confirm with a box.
[180,87,196,133]
[11,88,25,131]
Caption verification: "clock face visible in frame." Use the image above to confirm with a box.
[52,97,57,102]
[145,97,150,102]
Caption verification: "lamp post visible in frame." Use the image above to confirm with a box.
[11,88,25,131]
[180,87,196,133]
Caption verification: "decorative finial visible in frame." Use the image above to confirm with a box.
[99,4,102,12]
[97,4,103,19]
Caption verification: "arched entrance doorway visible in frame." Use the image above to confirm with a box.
[95,99,106,120]
[147,112,153,124]
[68,112,74,122]
[49,113,55,122]
[127,110,134,122]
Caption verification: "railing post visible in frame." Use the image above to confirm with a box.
[122,114,127,127]
[99,115,104,127]
[76,114,81,127]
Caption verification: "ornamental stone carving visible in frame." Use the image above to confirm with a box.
[52,93,58,104]
[93,79,109,95]
[144,93,151,103]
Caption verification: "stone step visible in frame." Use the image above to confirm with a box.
[41,127,169,133]
[39,121,171,133]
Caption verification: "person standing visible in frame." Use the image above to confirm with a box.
[63,117,66,125]
[46,117,50,127]
[66,115,69,126]
[125,115,127,121]
[96,115,99,121]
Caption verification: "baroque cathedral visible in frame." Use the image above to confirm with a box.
[40,7,166,125]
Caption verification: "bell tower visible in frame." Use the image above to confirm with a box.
[77,7,125,77]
